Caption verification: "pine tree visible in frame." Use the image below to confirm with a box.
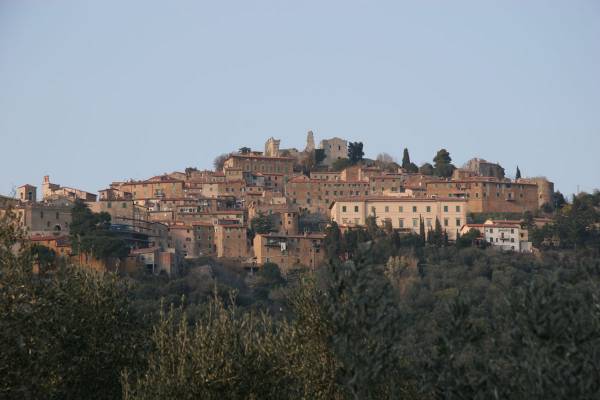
[516,166,522,180]
[402,148,411,170]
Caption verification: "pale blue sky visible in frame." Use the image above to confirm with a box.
[1,0,599,197]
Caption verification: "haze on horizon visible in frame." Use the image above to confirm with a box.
[0,0,598,197]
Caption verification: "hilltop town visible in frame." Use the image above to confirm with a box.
[0,131,561,275]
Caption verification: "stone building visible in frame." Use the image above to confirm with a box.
[425,177,539,214]
[518,177,555,208]
[285,175,370,214]
[17,184,37,202]
[305,130,315,152]
[330,196,467,240]
[109,175,184,200]
[11,199,74,237]
[464,158,505,179]
[214,220,248,259]
[264,137,281,157]
[223,154,295,177]
[253,232,326,271]
[42,175,97,202]
[319,137,348,166]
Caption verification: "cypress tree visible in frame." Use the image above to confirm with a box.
[516,166,522,180]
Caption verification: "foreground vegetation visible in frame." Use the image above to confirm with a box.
[1,192,600,399]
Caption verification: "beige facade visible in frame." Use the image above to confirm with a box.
[264,137,281,157]
[11,200,73,237]
[110,176,184,200]
[42,176,97,202]
[330,196,467,240]
[214,221,248,259]
[285,175,370,214]
[426,178,539,214]
[223,154,294,177]
[253,233,326,271]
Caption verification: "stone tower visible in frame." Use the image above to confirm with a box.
[264,137,281,157]
[305,130,315,152]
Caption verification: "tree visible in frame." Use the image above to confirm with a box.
[213,153,231,171]
[70,200,129,260]
[419,163,434,176]
[331,158,352,171]
[433,148,456,178]
[348,142,364,164]
[0,211,145,399]
[400,148,418,172]
[516,166,522,180]
[250,212,275,234]
[402,148,411,170]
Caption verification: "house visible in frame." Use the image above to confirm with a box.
[253,232,326,271]
[425,177,539,213]
[461,219,532,252]
[214,220,248,259]
[330,196,467,240]
[42,175,97,202]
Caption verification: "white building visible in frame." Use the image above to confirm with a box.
[461,220,532,252]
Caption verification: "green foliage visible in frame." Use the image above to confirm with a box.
[123,294,295,400]
[516,165,522,179]
[30,243,57,271]
[455,228,482,249]
[532,191,600,250]
[433,148,456,178]
[419,162,434,175]
[0,212,146,399]
[331,157,352,171]
[250,211,275,234]
[401,148,419,173]
[70,199,129,260]
[347,142,364,164]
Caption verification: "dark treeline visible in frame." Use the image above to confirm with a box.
[1,191,600,399]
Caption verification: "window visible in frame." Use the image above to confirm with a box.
[412,218,418,227]
[385,206,389,212]
[412,206,417,213]
[456,206,461,212]
[354,206,359,212]
[122,202,127,208]
[342,206,347,212]
[56,212,59,219]
[107,202,112,208]
[399,219,404,228]
[426,206,431,213]
[443,205,448,212]
[444,218,449,227]
[40,211,44,218]
[399,206,403,212]
[456,218,461,227]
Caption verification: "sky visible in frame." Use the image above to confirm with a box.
[1,0,599,197]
